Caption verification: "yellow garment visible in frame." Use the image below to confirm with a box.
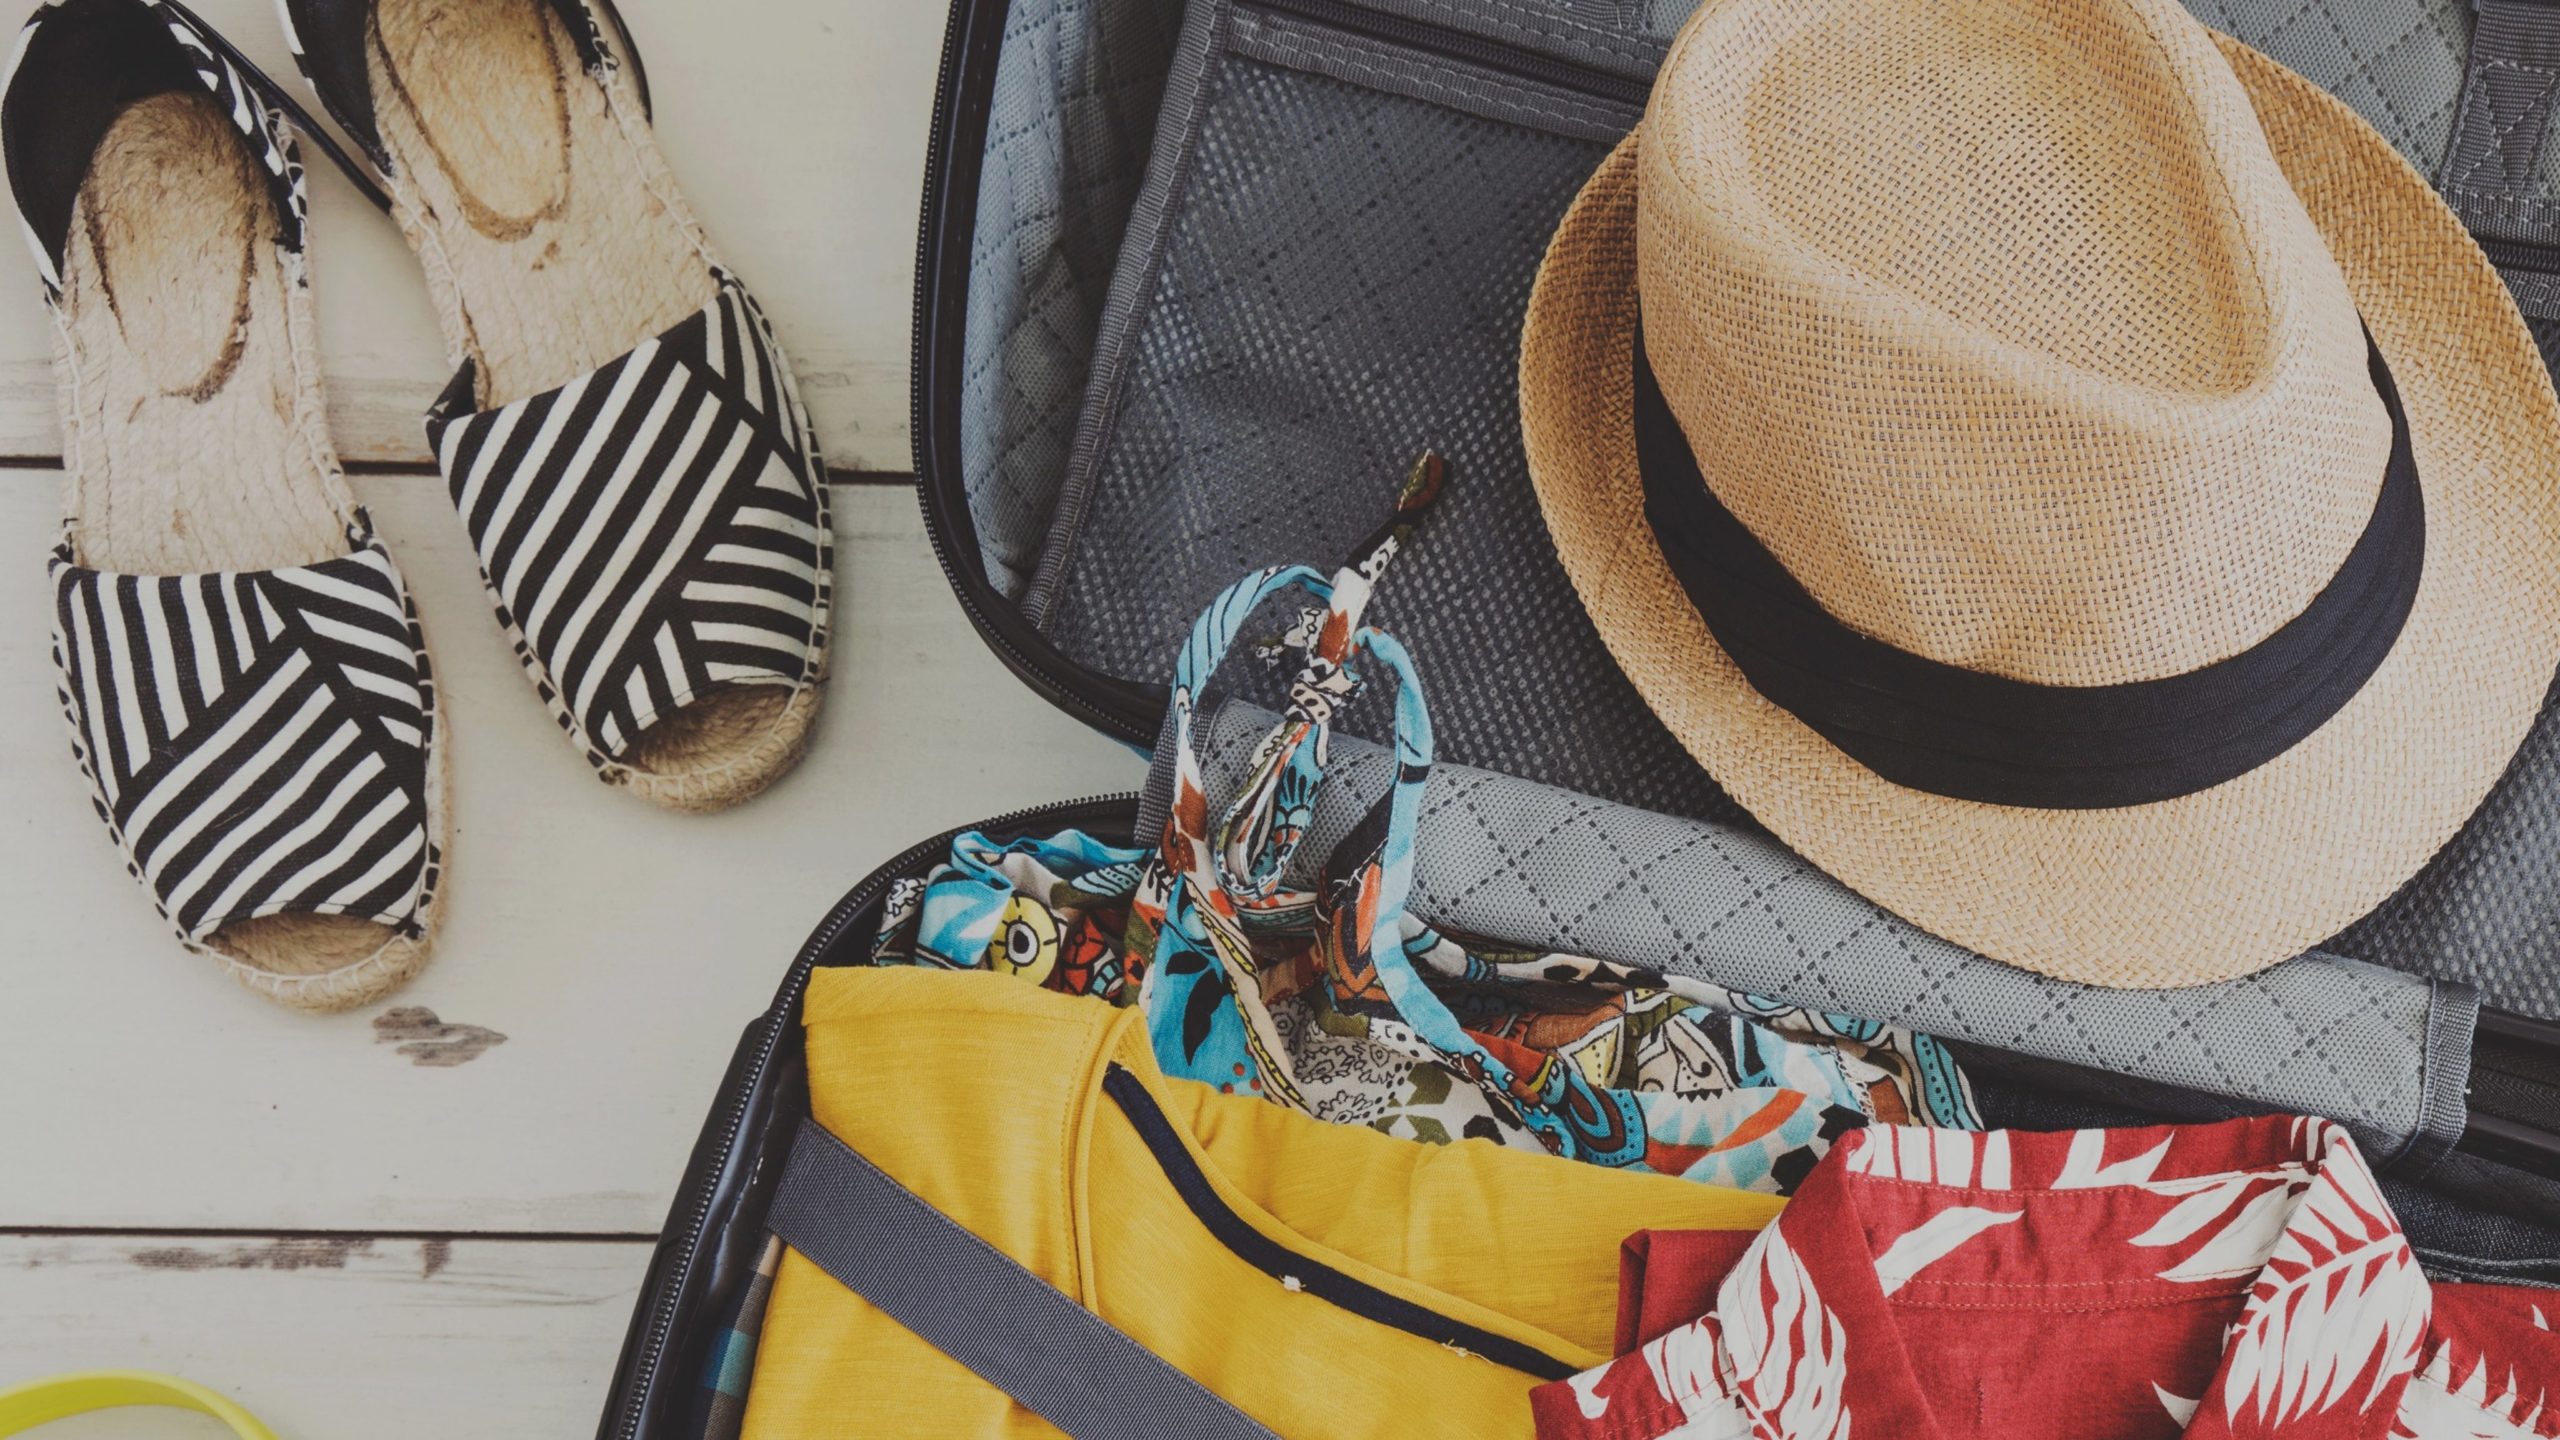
[741,967,1783,1439]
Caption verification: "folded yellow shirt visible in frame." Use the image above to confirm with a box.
[741,967,1783,1439]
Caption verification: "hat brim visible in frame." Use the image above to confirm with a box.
[1520,32,2560,987]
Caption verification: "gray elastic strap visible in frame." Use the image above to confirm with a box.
[2447,0,2560,199]
[2401,980,2483,1175]
[765,1119,1279,1440]
[2448,0,2560,317]
[2446,0,2560,263]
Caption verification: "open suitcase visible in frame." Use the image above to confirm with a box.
[598,0,2560,1433]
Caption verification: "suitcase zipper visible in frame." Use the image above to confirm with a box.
[2468,1009,2560,1176]
[606,791,1140,1440]
[1241,0,1655,107]
[912,482,1151,741]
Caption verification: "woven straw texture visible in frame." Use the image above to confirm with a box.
[1521,0,2560,986]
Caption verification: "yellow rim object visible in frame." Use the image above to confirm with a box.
[0,1372,277,1438]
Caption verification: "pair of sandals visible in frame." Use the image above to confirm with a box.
[3,0,835,1011]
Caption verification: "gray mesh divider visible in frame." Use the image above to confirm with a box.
[1181,701,2466,1163]
[1034,37,1737,819]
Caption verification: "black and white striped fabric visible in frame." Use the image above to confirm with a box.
[50,534,441,947]
[428,270,832,769]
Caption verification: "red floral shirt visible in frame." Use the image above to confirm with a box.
[1531,1117,2558,1440]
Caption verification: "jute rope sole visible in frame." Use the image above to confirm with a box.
[58,92,441,1011]
[370,0,819,811]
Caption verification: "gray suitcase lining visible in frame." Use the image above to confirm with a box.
[950,0,2560,1018]
[1026,0,1738,820]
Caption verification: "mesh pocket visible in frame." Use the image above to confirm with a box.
[1039,53,1740,819]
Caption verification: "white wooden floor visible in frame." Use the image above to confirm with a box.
[0,2,1146,1434]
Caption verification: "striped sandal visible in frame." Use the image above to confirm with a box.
[278,0,833,812]
[3,0,445,1010]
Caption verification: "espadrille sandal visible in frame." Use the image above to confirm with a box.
[3,0,445,1011]
[277,0,832,813]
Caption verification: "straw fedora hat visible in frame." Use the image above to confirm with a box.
[1521,0,2560,987]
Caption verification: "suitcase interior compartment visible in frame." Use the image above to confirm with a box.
[919,0,2560,1027]
[941,0,1187,606]
[931,0,2504,634]
[597,752,2560,1439]
[600,773,2560,1440]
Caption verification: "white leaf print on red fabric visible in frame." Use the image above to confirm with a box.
[2219,1130,2429,1429]
[2395,1340,2556,1439]
[1662,1404,1757,1440]
[2388,1356,2542,1439]
[1645,1320,1756,1440]
[1645,1314,1733,1415]
[1719,1227,1852,1439]
[1557,1315,1755,1440]
[2053,1128,2172,1189]
[1873,1206,2022,1296]
[1530,1118,2555,1440]
[1843,1126,2013,1187]
[2130,1173,2304,1282]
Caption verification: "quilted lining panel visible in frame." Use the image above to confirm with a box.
[2186,0,2470,177]
[1182,699,2450,1158]
[962,0,1185,598]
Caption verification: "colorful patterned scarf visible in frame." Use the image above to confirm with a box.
[870,459,1976,1193]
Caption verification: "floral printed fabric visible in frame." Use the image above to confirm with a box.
[1531,1116,2560,1440]
[869,462,1976,1193]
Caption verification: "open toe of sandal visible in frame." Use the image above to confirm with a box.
[8,0,448,1009]
[282,0,835,811]
[426,273,831,813]
[51,544,448,1013]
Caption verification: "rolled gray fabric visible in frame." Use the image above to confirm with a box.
[1142,699,2475,1168]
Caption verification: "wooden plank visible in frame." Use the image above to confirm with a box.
[0,476,1146,1232]
[0,1233,648,1438]
[0,0,943,470]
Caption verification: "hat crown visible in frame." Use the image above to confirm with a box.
[1636,0,2394,687]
